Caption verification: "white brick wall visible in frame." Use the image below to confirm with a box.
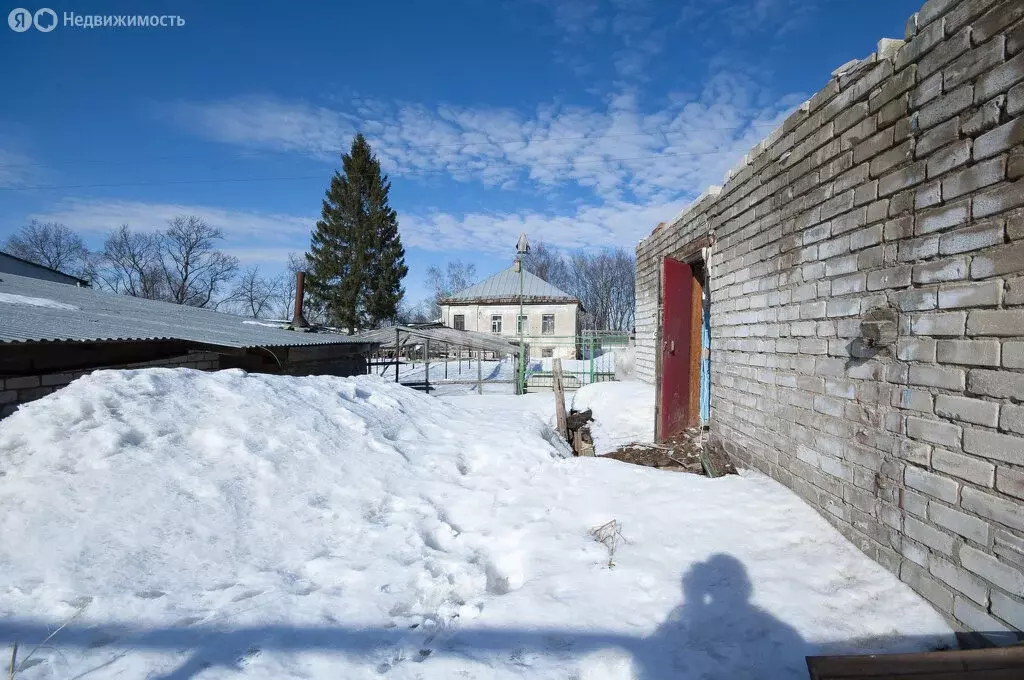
[635,0,1024,640]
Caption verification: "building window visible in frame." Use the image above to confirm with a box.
[491,315,503,333]
[517,315,527,334]
[541,347,554,358]
[453,314,465,331]
[542,314,555,335]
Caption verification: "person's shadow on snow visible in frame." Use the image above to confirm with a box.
[633,553,810,679]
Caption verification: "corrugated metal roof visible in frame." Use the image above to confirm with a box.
[353,325,520,355]
[442,267,577,302]
[0,273,368,348]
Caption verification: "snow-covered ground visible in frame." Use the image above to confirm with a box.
[572,381,657,454]
[527,352,616,376]
[369,352,623,397]
[371,357,518,395]
[0,370,953,679]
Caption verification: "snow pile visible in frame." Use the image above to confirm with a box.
[530,352,616,377]
[0,292,77,310]
[614,345,636,380]
[392,357,518,395]
[572,380,656,453]
[0,371,953,678]
[241,319,290,328]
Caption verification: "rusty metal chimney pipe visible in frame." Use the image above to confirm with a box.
[292,271,309,329]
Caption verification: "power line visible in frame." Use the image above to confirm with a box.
[0,146,759,192]
[0,121,781,170]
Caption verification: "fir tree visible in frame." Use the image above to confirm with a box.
[306,134,407,332]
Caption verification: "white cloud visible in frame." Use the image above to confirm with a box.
[31,194,688,263]
[0,148,41,188]
[168,72,800,204]
[534,0,607,39]
[31,199,313,267]
[34,198,312,238]
[402,198,688,254]
[678,0,818,40]
[168,97,355,157]
[530,0,671,79]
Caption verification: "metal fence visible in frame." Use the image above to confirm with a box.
[520,333,630,393]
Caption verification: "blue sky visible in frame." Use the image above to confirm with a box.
[1,0,921,305]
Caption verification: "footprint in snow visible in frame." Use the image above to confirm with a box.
[117,429,145,447]
[237,646,261,667]
[174,615,206,627]
[134,589,166,599]
[205,581,236,592]
[230,589,264,602]
[289,583,318,596]
[87,633,119,648]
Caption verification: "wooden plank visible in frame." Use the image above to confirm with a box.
[573,427,595,456]
[552,358,568,439]
[688,261,704,429]
[811,671,1022,680]
[807,646,1024,680]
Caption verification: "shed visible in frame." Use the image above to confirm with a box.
[0,272,377,418]
[0,251,91,287]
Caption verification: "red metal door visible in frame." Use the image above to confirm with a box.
[659,257,694,441]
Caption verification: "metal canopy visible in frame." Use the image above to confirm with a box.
[353,325,520,355]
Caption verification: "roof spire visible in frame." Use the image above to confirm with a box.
[516,232,530,255]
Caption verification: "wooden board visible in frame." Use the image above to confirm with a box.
[687,260,704,429]
[806,645,1024,680]
[552,358,568,439]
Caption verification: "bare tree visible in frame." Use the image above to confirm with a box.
[395,298,433,325]
[522,241,570,291]
[228,266,283,318]
[425,259,476,318]
[3,220,93,279]
[566,248,635,331]
[526,241,635,332]
[274,252,304,320]
[161,216,239,308]
[96,224,165,298]
[607,249,636,331]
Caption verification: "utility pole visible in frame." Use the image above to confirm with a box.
[515,233,530,395]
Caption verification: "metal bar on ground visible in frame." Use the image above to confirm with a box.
[394,328,400,382]
[425,338,431,393]
[477,351,483,394]
[553,358,568,439]
[418,379,515,386]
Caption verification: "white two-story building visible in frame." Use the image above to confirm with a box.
[439,266,582,360]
